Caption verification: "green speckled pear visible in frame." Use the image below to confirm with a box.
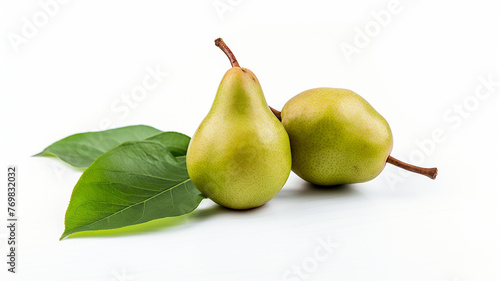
[280,88,437,186]
[186,38,291,209]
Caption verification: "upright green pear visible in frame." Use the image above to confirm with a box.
[278,88,437,186]
[186,38,291,209]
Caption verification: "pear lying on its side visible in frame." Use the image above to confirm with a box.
[186,38,291,209]
[279,88,436,186]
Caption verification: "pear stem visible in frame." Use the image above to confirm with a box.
[386,156,438,179]
[269,106,282,121]
[215,38,240,68]
[268,107,438,180]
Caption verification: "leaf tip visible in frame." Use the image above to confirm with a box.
[32,151,45,157]
[60,229,72,240]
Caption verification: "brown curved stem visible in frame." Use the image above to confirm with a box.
[387,156,438,179]
[269,106,281,121]
[215,38,240,68]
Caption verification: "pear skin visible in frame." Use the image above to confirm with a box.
[186,39,291,209]
[281,88,393,185]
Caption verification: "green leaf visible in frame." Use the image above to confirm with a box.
[145,131,191,157]
[60,139,204,239]
[35,125,163,168]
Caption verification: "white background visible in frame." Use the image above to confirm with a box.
[1,0,500,280]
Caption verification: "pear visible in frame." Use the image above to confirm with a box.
[186,38,292,209]
[273,88,437,186]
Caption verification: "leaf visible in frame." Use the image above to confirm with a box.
[145,131,191,157]
[60,139,204,239]
[35,125,163,168]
